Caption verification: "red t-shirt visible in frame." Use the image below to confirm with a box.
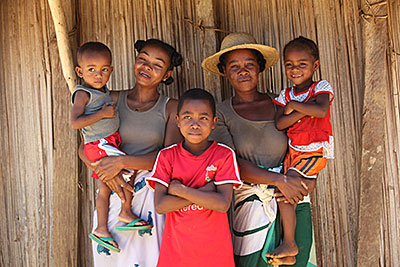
[147,141,242,267]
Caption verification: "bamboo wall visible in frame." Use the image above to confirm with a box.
[0,0,79,266]
[383,0,400,265]
[1,0,399,266]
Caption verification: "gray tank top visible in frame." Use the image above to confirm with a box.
[116,91,169,155]
[210,97,288,168]
[71,85,119,144]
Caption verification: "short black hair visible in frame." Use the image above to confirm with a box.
[283,36,319,60]
[217,49,266,74]
[77,42,112,65]
[177,88,216,117]
[134,39,183,85]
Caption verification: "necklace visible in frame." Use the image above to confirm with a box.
[127,88,159,112]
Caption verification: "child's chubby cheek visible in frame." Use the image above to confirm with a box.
[168,179,184,196]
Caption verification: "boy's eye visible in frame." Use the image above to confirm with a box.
[88,68,95,72]
[299,63,307,68]
[183,115,191,119]
[230,64,239,70]
[102,67,109,72]
[200,116,209,120]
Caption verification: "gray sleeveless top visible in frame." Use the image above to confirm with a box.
[116,91,169,155]
[72,85,119,144]
[210,97,288,169]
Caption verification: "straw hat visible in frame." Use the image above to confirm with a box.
[201,32,279,76]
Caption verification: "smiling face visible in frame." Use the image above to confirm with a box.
[222,49,260,94]
[134,44,172,88]
[75,50,113,89]
[284,48,320,92]
[176,99,217,153]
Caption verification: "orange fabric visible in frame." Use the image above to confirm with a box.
[284,147,327,177]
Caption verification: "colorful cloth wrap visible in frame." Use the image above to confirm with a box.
[233,165,317,267]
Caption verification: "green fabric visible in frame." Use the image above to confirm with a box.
[233,222,271,237]
[279,203,313,267]
[235,194,261,210]
[235,203,313,267]
[234,249,269,267]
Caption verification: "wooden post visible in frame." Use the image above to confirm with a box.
[47,0,76,93]
[357,1,389,266]
[195,0,222,102]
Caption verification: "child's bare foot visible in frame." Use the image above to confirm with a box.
[92,227,118,248]
[118,210,149,226]
[268,256,296,265]
[265,241,298,258]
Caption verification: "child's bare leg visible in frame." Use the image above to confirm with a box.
[118,179,149,226]
[93,180,118,247]
[266,170,300,259]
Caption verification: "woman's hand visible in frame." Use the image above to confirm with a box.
[104,174,134,203]
[92,156,123,182]
[274,174,308,204]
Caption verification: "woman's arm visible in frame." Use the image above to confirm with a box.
[164,99,183,147]
[168,180,233,212]
[78,138,133,201]
[91,98,182,180]
[238,158,308,204]
[92,152,158,182]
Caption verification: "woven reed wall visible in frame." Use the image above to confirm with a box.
[383,0,400,265]
[0,0,79,266]
[1,0,399,266]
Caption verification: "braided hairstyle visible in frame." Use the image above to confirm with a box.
[134,39,183,85]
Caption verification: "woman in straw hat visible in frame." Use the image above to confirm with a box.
[203,32,315,266]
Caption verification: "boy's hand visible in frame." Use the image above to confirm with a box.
[168,179,184,196]
[284,101,295,115]
[100,102,116,118]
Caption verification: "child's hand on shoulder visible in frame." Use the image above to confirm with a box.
[100,102,116,118]
[168,179,184,196]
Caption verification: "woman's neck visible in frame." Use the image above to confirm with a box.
[232,90,263,104]
[129,84,160,102]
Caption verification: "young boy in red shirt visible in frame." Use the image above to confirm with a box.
[146,88,242,267]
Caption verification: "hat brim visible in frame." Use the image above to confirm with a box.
[201,44,280,76]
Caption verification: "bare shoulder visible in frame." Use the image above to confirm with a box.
[73,90,90,104]
[166,98,178,117]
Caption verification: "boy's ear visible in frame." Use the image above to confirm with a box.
[313,59,320,71]
[75,66,83,78]
[175,114,180,127]
[212,116,218,129]
[110,66,114,74]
